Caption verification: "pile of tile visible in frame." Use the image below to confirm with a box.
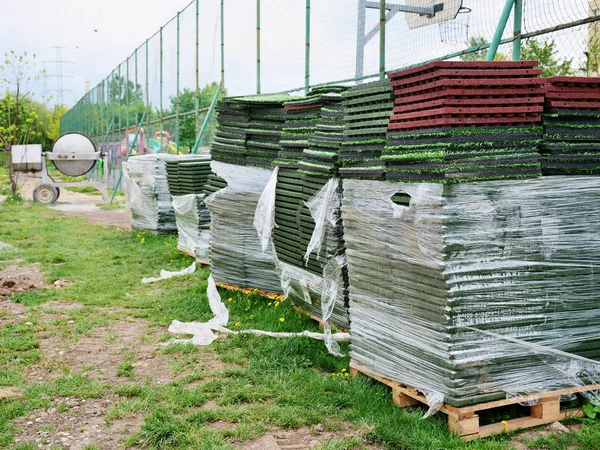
[342,177,600,407]
[165,155,212,195]
[384,61,545,182]
[123,154,177,234]
[339,79,394,180]
[206,162,282,294]
[541,76,600,175]
[211,99,249,166]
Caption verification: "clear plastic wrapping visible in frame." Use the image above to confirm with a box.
[172,194,211,260]
[123,154,177,234]
[205,161,283,293]
[341,177,600,409]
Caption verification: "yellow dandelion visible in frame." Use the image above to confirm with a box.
[344,373,349,377]
[235,322,241,327]
[140,238,145,244]
[228,297,233,302]
[274,301,280,307]
[341,368,347,372]
[279,317,285,323]
[501,420,508,426]
[268,302,272,306]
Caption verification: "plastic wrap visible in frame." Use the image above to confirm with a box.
[342,177,600,410]
[172,194,211,260]
[205,161,282,293]
[123,154,177,234]
[141,261,197,284]
[254,167,279,252]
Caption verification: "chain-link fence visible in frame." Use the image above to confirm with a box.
[62,0,600,183]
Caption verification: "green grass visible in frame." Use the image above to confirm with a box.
[1,167,600,449]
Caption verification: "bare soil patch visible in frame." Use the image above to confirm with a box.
[12,396,142,450]
[237,424,378,450]
[0,263,45,325]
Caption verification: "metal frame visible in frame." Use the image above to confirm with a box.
[356,1,444,81]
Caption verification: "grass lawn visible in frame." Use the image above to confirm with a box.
[0,169,599,449]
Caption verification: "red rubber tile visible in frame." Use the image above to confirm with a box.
[387,60,539,80]
[396,78,545,96]
[390,68,542,88]
[390,106,542,122]
[393,96,545,114]
[284,102,326,112]
[394,88,546,105]
[545,100,600,110]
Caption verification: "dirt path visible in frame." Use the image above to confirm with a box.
[17,174,131,229]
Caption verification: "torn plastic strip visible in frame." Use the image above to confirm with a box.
[167,273,349,346]
[304,178,341,264]
[254,167,279,252]
[141,261,197,284]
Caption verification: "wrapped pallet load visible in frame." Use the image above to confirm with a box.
[123,154,177,234]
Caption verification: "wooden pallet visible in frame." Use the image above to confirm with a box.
[215,281,283,300]
[349,360,600,441]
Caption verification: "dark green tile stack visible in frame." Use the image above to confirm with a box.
[383,126,543,183]
[298,91,347,176]
[541,77,600,175]
[165,155,212,195]
[342,177,600,408]
[339,79,394,180]
[236,94,301,168]
[211,99,249,166]
[203,173,228,196]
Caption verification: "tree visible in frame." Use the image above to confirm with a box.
[168,82,225,151]
[461,37,508,61]
[461,37,574,77]
[0,51,45,194]
[47,105,68,143]
[521,39,574,77]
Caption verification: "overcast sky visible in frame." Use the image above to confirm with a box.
[0,0,593,108]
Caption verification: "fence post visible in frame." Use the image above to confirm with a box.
[305,0,311,94]
[160,26,164,134]
[118,65,122,133]
[379,0,386,80]
[176,11,181,143]
[126,56,130,131]
[135,48,139,125]
[513,0,523,60]
[145,39,149,129]
[221,0,225,89]
[195,0,200,135]
[257,0,261,94]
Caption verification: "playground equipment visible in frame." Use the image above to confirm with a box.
[149,131,179,154]
[33,132,109,204]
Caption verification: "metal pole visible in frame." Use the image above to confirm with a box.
[176,11,181,143]
[192,86,221,154]
[145,39,149,129]
[118,65,122,133]
[305,0,310,94]
[256,0,261,94]
[486,0,516,61]
[513,0,523,60]
[355,0,367,83]
[379,0,386,80]
[126,57,130,129]
[221,0,225,88]
[195,0,200,135]
[135,48,138,124]
[109,111,146,204]
[160,26,164,134]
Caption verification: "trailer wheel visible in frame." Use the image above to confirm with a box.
[33,184,60,204]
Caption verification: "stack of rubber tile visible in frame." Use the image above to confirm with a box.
[339,79,394,180]
[541,76,600,175]
[203,173,228,197]
[384,61,545,182]
[206,162,283,294]
[211,99,249,166]
[236,95,297,168]
[342,177,600,408]
[123,154,177,234]
[165,155,212,195]
[298,90,347,176]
